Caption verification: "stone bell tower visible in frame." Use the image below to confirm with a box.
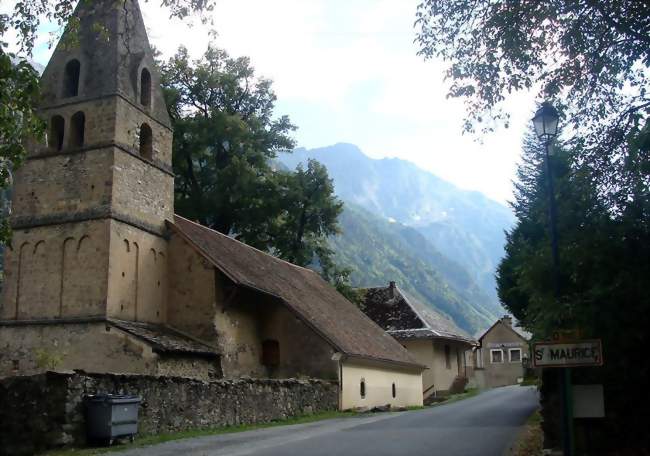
[1,0,172,324]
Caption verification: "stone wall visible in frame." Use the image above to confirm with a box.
[0,371,338,456]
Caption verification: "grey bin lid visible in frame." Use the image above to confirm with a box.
[85,394,141,404]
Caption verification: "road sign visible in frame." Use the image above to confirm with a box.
[533,339,603,368]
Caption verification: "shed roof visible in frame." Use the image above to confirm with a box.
[169,216,422,370]
[109,319,219,358]
[361,284,476,345]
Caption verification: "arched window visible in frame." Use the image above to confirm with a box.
[140,68,151,107]
[360,378,366,399]
[139,123,152,159]
[63,59,80,98]
[392,382,396,398]
[261,340,280,367]
[69,111,85,148]
[49,115,65,151]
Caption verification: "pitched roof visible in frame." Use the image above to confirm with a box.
[169,215,422,369]
[360,284,476,345]
[110,319,219,358]
[477,318,531,343]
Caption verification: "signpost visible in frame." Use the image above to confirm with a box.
[533,340,603,368]
[534,338,604,456]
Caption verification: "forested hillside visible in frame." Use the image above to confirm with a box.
[280,144,515,303]
[330,204,498,333]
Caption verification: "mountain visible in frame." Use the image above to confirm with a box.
[330,204,499,333]
[279,143,515,305]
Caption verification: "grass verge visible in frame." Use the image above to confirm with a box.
[506,410,543,456]
[428,387,481,407]
[42,410,360,456]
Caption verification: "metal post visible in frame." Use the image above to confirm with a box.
[544,141,573,456]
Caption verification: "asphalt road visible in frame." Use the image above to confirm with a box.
[112,385,538,456]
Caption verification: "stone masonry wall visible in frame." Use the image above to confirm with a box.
[0,371,338,456]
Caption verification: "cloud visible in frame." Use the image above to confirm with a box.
[14,0,535,204]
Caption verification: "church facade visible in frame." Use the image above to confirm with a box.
[0,0,424,410]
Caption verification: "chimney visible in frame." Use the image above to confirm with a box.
[502,315,513,327]
[388,281,396,298]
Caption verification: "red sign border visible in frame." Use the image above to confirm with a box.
[532,339,604,368]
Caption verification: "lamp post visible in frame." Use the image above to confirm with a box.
[532,101,573,456]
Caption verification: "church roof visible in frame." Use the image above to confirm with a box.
[169,215,423,370]
[39,0,170,127]
[110,319,219,358]
[360,284,476,345]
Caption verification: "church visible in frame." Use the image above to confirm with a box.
[0,0,424,410]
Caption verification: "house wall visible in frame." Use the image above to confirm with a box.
[479,321,528,388]
[402,339,436,398]
[430,340,470,394]
[399,339,474,398]
[260,302,338,380]
[0,322,218,380]
[0,220,110,320]
[340,359,423,410]
[106,220,168,323]
[167,233,338,380]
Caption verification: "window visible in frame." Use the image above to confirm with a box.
[490,349,503,363]
[444,344,451,369]
[49,115,65,151]
[509,348,522,363]
[63,59,80,97]
[261,340,280,367]
[392,382,396,398]
[360,378,366,399]
[69,111,85,148]
[140,68,151,107]
[139,123,153,159]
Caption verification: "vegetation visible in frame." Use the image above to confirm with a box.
[329,204,496,333]
[415,0,649,208]
[160,45,351,294]
[416,2,649,448]
[497,127,649,448]
[508,410,543,456]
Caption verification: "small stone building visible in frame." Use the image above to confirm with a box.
[474,316,530,388]
[0,0,424,411]
[359,282,476,399]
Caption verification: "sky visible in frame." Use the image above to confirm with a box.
[21,0,537,204]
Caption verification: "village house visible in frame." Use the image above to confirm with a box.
[0,0,425,410]
[474,316,530,388]
[358,282,476,399]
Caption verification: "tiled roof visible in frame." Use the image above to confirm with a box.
[360,284,476,345]
[110,319,219,358]
[169,216,422,369]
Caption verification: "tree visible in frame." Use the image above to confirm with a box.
[161,45,351,292]
[0,0,214,244]
[497,130,650,450]
[161,45,296,247]
[272,159,343,266]
[415,1,650,205]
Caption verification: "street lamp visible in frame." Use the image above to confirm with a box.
[532,101,573,456]
[532,102,560,145]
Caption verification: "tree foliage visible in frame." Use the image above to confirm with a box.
[161,45,296,242]
[161,45,349,293]
[497,129,650,448]
[415,1,650,204]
